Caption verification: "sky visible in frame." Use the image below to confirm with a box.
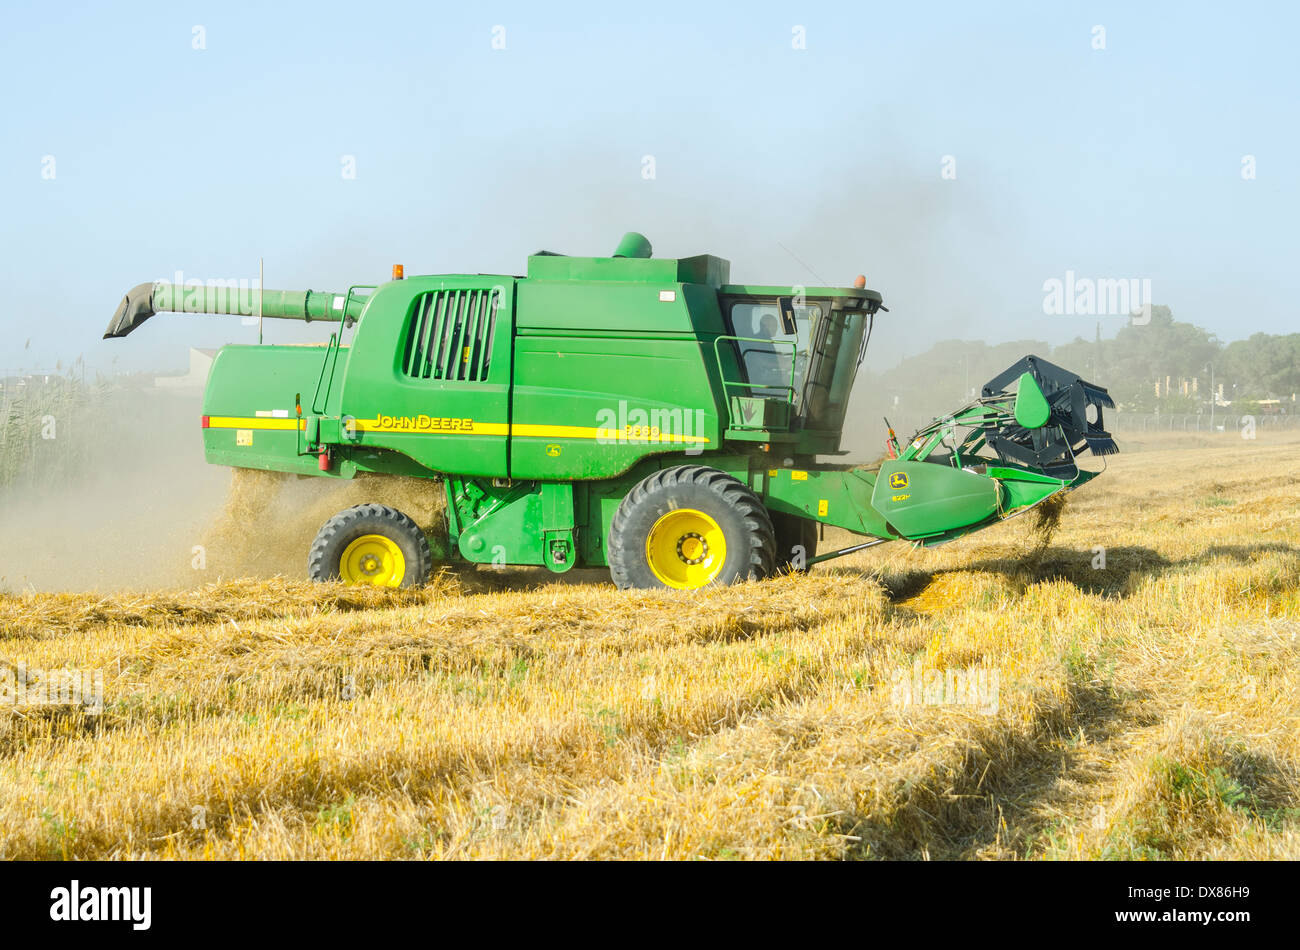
[1,0,1296,375]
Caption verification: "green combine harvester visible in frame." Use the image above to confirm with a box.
[105,232,1117,590]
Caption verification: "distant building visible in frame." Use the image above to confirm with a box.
[155,348,218,390]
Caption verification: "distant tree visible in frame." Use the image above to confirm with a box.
[1223,333,1300,401]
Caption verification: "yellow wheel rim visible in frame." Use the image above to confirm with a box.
[340,534,406,587]
[645,508,727,589]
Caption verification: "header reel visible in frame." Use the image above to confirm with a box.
[980,355,1117,474]
[889,355,1117,486]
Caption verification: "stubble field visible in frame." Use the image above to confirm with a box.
[1,431,1297,859]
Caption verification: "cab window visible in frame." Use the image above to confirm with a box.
[726,300,822,401]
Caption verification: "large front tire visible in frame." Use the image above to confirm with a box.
[308,504,432,588]
[608,466,775,590]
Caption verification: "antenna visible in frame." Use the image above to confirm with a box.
[257,257,264,345]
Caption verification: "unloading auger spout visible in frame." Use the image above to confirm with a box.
[104,281,367,339]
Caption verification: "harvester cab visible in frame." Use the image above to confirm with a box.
[106,232,1117,589]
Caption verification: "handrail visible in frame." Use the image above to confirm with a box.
[711,334,797,430]
[310,285,375,416]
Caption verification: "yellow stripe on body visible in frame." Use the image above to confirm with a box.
[206,417,708,444]
[207,416,304,431]
[352,419,509,436]
[512,423,708,444]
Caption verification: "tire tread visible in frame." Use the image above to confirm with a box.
[608,465,775,590]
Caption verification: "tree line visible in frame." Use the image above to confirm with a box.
[861,306,1298,419]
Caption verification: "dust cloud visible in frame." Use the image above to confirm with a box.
[0,386,443,593]
[0,388,224,592]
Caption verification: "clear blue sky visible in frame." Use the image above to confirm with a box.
[1,0,1295,374]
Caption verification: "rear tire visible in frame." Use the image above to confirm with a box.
[771,511,818,574]
[308,504,432,588]
[608,466,775,590]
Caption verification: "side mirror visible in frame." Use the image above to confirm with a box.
[776,296,798,335]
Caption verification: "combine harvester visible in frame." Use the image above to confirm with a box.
[106,233,1117,590]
